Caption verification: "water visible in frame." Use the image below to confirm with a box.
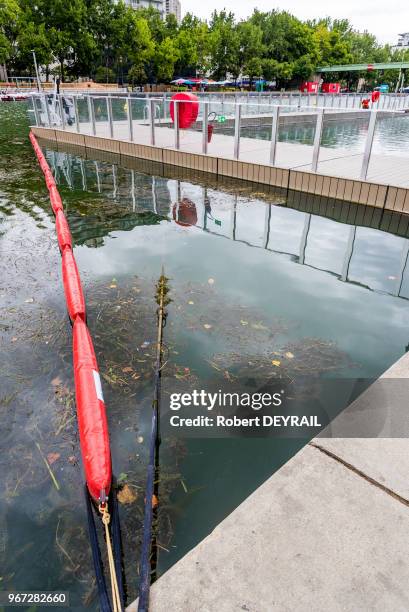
[2,102,409,607]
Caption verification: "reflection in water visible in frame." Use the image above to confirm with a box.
[46,149,409,301]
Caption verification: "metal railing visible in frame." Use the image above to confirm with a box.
[29,92,409,185]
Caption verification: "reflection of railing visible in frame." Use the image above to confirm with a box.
[30,92,409,183]
[46,149,409,301]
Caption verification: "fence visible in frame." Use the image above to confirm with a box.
[29,92,409,184]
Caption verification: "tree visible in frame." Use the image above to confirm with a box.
[155,37,179,82]
[236,21,264,83]
[208,10,240,80]
[0,0,20,64]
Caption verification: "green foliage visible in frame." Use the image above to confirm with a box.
[94,65,115,83]
[0,0,20,63]
[3,1,406,88]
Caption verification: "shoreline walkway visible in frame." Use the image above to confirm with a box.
[127,352,409,611]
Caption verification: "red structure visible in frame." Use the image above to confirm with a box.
[29,132,112,504]
[321,83,341,94]
[300,81,319,93]
[170,92,199,129]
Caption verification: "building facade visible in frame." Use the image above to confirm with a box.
[392,33,409,53]
[165,0,181,23]
[123,0,181,22]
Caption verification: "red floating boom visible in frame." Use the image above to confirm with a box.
[73,317,112,501]
[29,131,112,503]
[61,248,86,322]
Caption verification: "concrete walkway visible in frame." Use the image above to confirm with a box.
[127,352,409,612]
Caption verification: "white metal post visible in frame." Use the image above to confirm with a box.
[87,95,96,135]
[127,96,133,141]
[107,95,114,138]
[202,101,209,155]
[45,95,51,126]
[73,96,80,132]
[174,100,180,149]
[163,93,167,120]
[149,98,155,146]
[32,96,40,125]
[58,94,65,129]
[233,103,241,159]
[311,108,324,172]
[360,110,377,180]
[269,105,280,166]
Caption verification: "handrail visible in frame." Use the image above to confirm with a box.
[29,91,409,187]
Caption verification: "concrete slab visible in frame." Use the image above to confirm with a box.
[127,443,409,612]
[317,351,409,500]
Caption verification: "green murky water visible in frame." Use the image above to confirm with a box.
[2,103,409,609]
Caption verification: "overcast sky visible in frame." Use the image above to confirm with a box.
[182,0,409,45]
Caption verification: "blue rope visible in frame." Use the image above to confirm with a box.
[138,372,160,612]
[84,485,112,612]
[84,483,126,611]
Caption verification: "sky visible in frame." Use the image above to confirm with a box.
[182,0,409,45]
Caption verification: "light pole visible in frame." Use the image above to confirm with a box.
[32,50,42,92]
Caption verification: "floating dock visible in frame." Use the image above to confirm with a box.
[32,123,409,213]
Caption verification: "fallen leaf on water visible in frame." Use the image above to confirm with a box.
[188,300,194,305]
[285,352,294,359]
[272,360,281,367]
[46,452,60,465]
[137,435,144,444]
[251,322,268,331]
[203,324,212,330]
[109,284,117,289]
[240,320,249,326]
[25,298,34,303]
[117,484,138,505]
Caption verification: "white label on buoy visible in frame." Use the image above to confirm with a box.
[93,370,104,403]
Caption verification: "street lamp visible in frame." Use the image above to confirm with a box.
[32,50,42,92]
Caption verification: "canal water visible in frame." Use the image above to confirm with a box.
[2,102,409,608]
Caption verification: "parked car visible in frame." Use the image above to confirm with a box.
[403,86,409,93]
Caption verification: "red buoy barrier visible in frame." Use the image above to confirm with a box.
[169,93,199,129]
[62,248,86,322]
[55,209,72,251]
[29,131,112,504]
[73,317,112,502]
[49,186,64,214]
[44,170,56,190]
